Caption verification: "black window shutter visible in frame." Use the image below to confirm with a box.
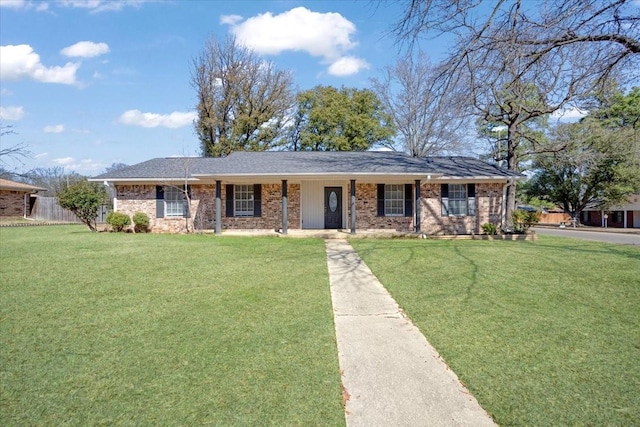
[467,183,476,216]
[156,185,164,218]
[377,184,385,217]
[467,184,475,197]
[226,184,234,217]
[183,185,191,218]
[404,183,413,217]
[441,184,449,216]
[253,184,262,217]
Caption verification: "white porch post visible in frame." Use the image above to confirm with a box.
[624,210,628,228]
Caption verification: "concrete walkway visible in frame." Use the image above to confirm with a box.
[326,239,496,427]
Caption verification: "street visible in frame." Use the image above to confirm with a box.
[533,227,640,246]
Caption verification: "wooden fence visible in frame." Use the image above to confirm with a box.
[30,196,110,223]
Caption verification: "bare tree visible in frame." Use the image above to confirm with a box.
[0,124,31,168]
[26,167,83,196]
[370,51,471,156]
[385,0,639,225]
[191,35,296,157]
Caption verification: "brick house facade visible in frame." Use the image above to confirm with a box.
[0,179,47,218]
[94,152,519,234]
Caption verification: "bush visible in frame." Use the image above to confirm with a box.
[133,212,150,233]
[57,180,108,232]
[512,210,541,233]
[481,223,498,235]
[106,211,131,232]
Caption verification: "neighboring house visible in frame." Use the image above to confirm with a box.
[581,193,640,228]
[90,151,521,234]
[0,179,47,218]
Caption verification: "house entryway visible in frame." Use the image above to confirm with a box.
[324,187,342,229]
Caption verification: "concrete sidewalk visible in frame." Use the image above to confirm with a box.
[326,239,496,427]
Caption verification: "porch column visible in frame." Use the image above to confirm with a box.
[415,180,421,233]
[215,180,221,235]
[624,210,628,228]
[282,180,288,235]
[350,179,356,234]
[601,210,605,228]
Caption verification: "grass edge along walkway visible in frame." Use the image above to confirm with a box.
[1,226,345,426]
[350,236,640,426]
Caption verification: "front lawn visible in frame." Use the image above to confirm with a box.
[0,226,344,426]
[351,236,640,425]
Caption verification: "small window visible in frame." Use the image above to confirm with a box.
[441,184,476,217]
[165,186,184,217]
[234,185,254,217]
[384,184,404,216]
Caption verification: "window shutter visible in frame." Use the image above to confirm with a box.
[441,184,449,216]
[253,184,262,217]
[404,183,413,217]
[156,185,164,218]
[467,184,476,216]
[377,184,385,217]
[226,184,234,217]
[182,185,192,218]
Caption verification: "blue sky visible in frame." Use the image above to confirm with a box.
[1,0,453,175]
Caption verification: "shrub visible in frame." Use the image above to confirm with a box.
[106,211,131,232]
[481,223,498,235]
[512,210,541,233]
[133,212,150,233]
[57,180,108,232]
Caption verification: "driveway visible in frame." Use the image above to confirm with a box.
[534,227,640,245]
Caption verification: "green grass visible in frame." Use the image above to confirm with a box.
[350,236,640,425]
[1,226,345,426]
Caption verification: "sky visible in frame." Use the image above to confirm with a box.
[0,0,450,176]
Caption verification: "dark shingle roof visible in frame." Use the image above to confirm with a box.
[200,151,431,175]
[423,157,522,178]
[91,157,223,180]
[91,151,521,181]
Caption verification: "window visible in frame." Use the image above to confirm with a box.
[234,185,254,217]
[226,184,261,217]
[384,184,404,216]
[165,186,184,217]
[441,184,476,216]
[377,184,412,217]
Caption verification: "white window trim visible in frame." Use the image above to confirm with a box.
[165,186,184,217]
[384,184,404,217]
[234,184,254,217]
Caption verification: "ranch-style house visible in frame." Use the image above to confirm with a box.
[91,151,522,234]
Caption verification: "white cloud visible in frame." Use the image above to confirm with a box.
[118,109,197,128]
[551,107,588,122]
[57,0,149,13]
[0,44,79,85]
[0,0,27,9]
[226,7,368,76]
[52,155,104,173]
[34,152,48,158]
[53,156,74,166]
[43,124,65,133]
[327,56,370,76]
[0,105,25,120]
[61,41,110,58]
[220,14,242,25]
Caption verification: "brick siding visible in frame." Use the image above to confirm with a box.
[0,190,26,217]
[114,181,504,234]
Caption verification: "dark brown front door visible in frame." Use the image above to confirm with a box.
[324,187,342,229]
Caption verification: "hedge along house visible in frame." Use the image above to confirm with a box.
[91,151,521,234]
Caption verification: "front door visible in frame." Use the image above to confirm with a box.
[324,187,342,229]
